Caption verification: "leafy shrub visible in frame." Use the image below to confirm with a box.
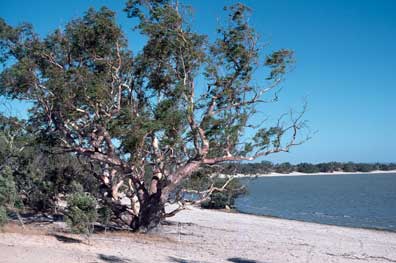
[201,192,229,209]
[275,162,294,173]
[0,166,17,207]
[0,206,7,227]
[98,205,112,228]
[179,170,248,209]
[66,191,97,234]
[199,177,246,209]
[296,163,320,173]
[0,166,18,226]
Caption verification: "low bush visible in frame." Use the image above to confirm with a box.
[0,166,18,226]
[0,206,7,227]
[98,205,112,228]
[66,190,97,234]
[200,177,246,209]
[0,166,17,206]
[201,192,229,209]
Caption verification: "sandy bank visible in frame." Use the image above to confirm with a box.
[225,169,396,178]
[1,205,396,263]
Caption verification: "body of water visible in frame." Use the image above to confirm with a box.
[235,173,396,231]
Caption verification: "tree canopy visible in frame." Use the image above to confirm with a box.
[0,0,308,230]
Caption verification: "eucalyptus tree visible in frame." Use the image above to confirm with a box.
[0,0,308,230]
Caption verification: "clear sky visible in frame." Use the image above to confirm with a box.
[1,0,395,164]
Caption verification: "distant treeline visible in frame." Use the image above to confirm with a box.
[220,162,396,175]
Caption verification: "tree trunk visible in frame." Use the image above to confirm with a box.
[104,163,201,231]
[132,195,164,231]
[105,196,164,232]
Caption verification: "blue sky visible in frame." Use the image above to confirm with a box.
[1,0,395,164]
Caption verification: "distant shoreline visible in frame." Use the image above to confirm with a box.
[220,170,396,178]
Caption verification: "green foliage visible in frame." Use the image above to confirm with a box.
[15,148,99,212]
[0,115,104,228]
[217,161,396,175]
[265,49,294,80]
[0,166,17,226]
[343,162,357,172]
[182,170,246,210]
[0,0,306,230]
[0,2,299,178]
[199,176,247,210]
[296,163,320,174]
[0,0,395,231]
[0,114,100,214]
[209,177,246,209]
[201,192,229,209]
[0,206,7,227]
[98,205,112,227]
[275,162,293,174]
[66,7,124,58]
[181,169,213,191]
[253,127,284,151]
[66,190,97,234]
[0,166,17,207]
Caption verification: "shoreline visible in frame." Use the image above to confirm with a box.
[186,204,396,233]
[224,169,396,178]
[1,205,396,262]
[230,208,396,234]
[168,206,396,262]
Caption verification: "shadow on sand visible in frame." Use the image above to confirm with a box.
[228,257,260,263]
[52,234,82,243]
[98,253,132,263]
[168,256,209,263]
[168,256,261,263]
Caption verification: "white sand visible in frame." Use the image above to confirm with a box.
[1,205,396,263]
[225,170,396,178]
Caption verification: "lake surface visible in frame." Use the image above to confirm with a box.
[235,173,396,231]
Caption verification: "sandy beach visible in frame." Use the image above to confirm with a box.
[226,170,396,178]
[1,205,395,263]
